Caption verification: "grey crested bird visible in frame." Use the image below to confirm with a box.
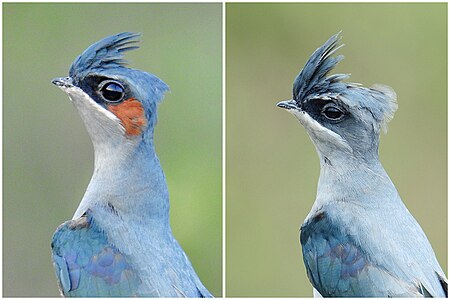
[277,33,447,297]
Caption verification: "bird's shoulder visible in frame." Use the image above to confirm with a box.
[300,209,446,297]
[51,211,147,297]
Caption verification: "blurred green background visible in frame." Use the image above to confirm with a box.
[3,3,222,297]
[226,3,447,297]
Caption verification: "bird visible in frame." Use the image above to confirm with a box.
[277,33,447,297]
[51,32,212,297]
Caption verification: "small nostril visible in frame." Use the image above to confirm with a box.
[51,78,62,86]
[52,77,73,87]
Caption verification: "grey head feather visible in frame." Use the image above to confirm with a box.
[69,32,141,83]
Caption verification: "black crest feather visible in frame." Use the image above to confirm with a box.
[292,32,349,104]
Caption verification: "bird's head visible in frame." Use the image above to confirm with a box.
[52,32,169,157]
[277,33,397,164]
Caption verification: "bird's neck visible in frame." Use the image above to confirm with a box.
[314,154,398,208]
[74,137,170,229]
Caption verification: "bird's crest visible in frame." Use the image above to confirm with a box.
[293,32,348,103]
[69,32,141,79]
[293,32,397,134]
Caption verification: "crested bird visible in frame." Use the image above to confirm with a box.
[51,32,212,297]
[277,33,447,297]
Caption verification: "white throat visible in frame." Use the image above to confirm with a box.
[289,108,353,157]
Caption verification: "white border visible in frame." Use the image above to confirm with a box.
[222,1,227,297]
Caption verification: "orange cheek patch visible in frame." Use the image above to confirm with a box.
[108,98,147,136]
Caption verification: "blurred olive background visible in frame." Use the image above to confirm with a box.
[3,3,222,297]
[226,3,447,297]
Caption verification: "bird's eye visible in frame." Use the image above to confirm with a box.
[322,105,345,121]
[99,81,125,102]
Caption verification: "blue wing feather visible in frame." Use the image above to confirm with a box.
[51,212,145,297]
[300,211,438,297]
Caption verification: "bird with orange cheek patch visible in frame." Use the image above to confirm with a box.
[51,32,212,297]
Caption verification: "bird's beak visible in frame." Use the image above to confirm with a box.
[276,99,299,110]
[52,77,74,89]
